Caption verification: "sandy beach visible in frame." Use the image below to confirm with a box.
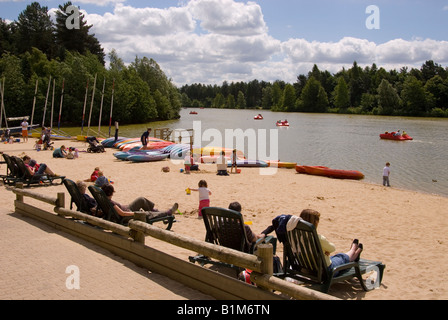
[1,138,448,300]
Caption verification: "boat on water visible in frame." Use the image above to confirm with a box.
[254,114,263,120]
[276,120,289,127]
[380,132,413,141]
[296,165,365,180]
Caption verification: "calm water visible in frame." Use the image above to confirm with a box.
[63,109,448,197]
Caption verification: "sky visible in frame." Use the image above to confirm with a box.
[1,0,448,86]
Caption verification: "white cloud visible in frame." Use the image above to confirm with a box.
[80,0,448,85]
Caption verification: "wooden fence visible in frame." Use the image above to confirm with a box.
[10,184,338,300]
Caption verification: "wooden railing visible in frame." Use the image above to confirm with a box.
[9,184,338,301]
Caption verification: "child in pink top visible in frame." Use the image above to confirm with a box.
[190,180,212,218]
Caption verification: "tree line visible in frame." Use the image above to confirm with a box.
[180,60,448,118]
[0,2,181,127]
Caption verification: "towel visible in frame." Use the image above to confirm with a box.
[286,215,302,231]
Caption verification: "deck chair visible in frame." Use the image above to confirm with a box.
[11,156,65,187]
[189,207,277,274]
[63,179,101,216]
[1,153,22,185]
[87,185,175,230]
[277,219,385,293]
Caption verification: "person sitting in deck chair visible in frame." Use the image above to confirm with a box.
[22,155,58,178]
[101,184,178,223]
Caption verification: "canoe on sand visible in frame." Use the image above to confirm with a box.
[296,165,364,180]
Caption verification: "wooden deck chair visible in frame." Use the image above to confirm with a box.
[1,153,22,185]
[87,185,175,230]
[63,179,101,216]
[11,156,65,187]
[189,207,277,275]
[277,219,385,293]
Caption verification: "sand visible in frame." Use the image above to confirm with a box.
[1,138,447,300]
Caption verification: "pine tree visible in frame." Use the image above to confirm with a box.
[55,2,105,65]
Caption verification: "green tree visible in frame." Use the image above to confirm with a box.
[425,75,448,110]
[332,77,350,110]
[299,76,328,113]
[401,76,429,116]
[271,81,283,110]
[236,91,246,109]
[55,2,105,65]
[261,86,272,110]
[377,79,400,115]
[225,94,235,109]
[212,93,225,108]
[0,53,27,116]
[0,18,16,55]
[282,84,297,112]
[16,2,55,58]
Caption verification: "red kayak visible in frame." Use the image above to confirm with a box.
[296,165,364,180]
[380,132,413,141]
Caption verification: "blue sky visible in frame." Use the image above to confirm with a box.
[1,0,448,85]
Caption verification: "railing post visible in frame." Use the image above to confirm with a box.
[254,244,273,290]
[55,192,65,216]
[131,212,147,244]
[15,182,24,203]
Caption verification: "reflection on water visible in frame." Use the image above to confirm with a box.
[62,109,448,197]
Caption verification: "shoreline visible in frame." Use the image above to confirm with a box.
[1,139,448,300]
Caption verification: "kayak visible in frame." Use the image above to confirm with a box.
[127,153,170,163]
[380,132,413,141]
[266,161,297,169]
[227,160,268,168]
[296,165,364,180]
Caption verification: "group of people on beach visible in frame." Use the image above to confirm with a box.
[185,177,364,279]
[77,166,177,224]
[52,145,79,159]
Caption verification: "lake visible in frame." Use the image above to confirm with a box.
[63,108,448,197]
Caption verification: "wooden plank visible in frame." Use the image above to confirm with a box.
[14,201,282,300]
[129,220,263,273]
[250,273,340,301]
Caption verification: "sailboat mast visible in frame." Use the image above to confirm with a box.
[98,77,106,133]
[30,79,38,128]
[109,79,115,137]
[87,73,97,135]
[81,79,89,135]
[42,76,51,128]
[58,79,65,131]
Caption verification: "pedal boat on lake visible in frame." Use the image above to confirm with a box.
[380,132,413,141]
[276,120,289,127]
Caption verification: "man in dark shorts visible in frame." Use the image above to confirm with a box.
[141,128,152,149]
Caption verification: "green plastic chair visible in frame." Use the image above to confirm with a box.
[189,207,277,275]
[278,219,385,293]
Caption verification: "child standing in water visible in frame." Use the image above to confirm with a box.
[190,180,212,218]
[383,162,391,187]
